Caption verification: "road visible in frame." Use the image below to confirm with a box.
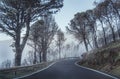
[17,58,118,79]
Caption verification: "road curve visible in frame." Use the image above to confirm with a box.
[17,58,118,79]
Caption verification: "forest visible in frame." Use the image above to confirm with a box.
[0,0,120,79]
[0,0,120,78]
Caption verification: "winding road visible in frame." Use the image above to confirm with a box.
[16,58,118,79]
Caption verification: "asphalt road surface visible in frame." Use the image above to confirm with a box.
[17,58,118,79]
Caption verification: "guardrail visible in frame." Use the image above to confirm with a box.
[0,57,80,79]
[0,62,52,79]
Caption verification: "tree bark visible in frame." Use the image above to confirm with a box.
[93,26,99,48]
[100,20,107,45]
[59,45,61,59]
[33,44,37,64]
[83,37,88,52]
[117,27,120,38]
[86,38,93,49]
[15,30,22,66]
[108,19,116,42]
[42,40,47,62]
[39,51,42,63]
[15,49,22,66]
[43,51,47,62]
[14,12,30,66]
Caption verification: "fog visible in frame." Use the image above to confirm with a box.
[0,35,86,67]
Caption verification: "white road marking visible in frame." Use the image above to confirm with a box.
[75,61,119,79]
[13,62,56,79]
[14,58,117,79]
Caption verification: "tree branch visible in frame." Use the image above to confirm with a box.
[0,24,15,38]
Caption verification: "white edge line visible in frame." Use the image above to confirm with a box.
[75,61,119,79]
[13,58,78,79]
[13,62,56,79]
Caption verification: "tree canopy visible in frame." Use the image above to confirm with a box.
[0,0,63,66]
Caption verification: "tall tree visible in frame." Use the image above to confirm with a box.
[94,7,107,45]
[28,20,42,64]
[0,0,63,66]
[108,0,120,38]
[66,12,90,51]
[85,10,99,48]
[30,14,58,62]
[56,29,65,59]
[97,0,116,42]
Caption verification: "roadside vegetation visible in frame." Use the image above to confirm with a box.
[66,0,120,77]
[0,62,52,79]
[79,40,120,77]
[1,0,120,78]
[0,0,63,66]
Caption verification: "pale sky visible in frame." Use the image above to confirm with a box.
[0,0,97,41]
[55,0,97,31]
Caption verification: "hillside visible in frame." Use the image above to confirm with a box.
[79,40,120,77]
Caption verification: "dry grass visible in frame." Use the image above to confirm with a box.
[79,40,120,78]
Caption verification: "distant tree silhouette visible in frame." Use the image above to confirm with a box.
[67,0,120,51]
[0,0,63,66]
[66,12,90,51]
[56,29,66,59]
[30,14,58,62]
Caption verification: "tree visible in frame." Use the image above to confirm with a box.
[56,29,66,59]
[30,14,58,62]
[97,0,116,42]
[29,23,40,64]
[28,21,44,64]
[1,59,12,69]
[0,0,63,66]
[108,0,120,38]
[94,7,107,45]
[67,12,90,51]
[85,10,99,48]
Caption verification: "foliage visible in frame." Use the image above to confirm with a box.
[56,29,65,59]
[67,0,120,51]
[0,0,63,66]
[29,14,58,62]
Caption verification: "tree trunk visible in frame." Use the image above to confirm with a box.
[15,31,21,66]
[116,23,120,38]
[83,37,88,52]
[86,38,93,49]
[94,36,98,48]
[14,11,30,66]
[108,20,116,42]
[15,49,22,66]
[43,51,47,62]
[59,45,61,59]
[93,27,99,48]
[39,52,42,63]
[41,38,47,62]
[85,17,98,48]
[100,20,107,45]
[33,44,37,64]
[39,49,42,63]
[117,28,120,38]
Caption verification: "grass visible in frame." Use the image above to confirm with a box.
[79,40,120,78]
[110,66,120,77]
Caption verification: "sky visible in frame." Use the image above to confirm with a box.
[0,0,97,41]
[0,0,98,66]
[55,0,97,32]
